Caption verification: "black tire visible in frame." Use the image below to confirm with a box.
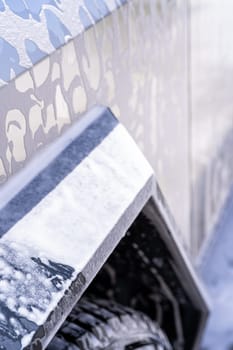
[48,299,172,350]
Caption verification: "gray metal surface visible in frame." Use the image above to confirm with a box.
[199,186,233,349]
[0,107,154,349]
[0,0,191,253]
[190,0,233,255]
[0,107,208,349]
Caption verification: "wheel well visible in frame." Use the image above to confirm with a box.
[82,205,200,350]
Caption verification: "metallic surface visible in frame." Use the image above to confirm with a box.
[0,108,154,349]
[0,0,126,84]
[0,108,208,349]
[190,0,233,256]
[0,0,190,253]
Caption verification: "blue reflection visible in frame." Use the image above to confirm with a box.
[79,7,92,28]
[25,39,46,63]
[44,10,71,48]
[95,0,109,16]
[0,0,5,12]
[84,0,100,21]
[5,0,29,19]
[0,38,24,81]
[25,0,60,21]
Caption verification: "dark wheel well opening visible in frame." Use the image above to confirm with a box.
[49,199,203,350]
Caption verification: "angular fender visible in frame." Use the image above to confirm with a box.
[0,107,209,349]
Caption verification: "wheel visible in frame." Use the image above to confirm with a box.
[47,299,172,350]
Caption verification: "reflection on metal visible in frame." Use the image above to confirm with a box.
[0,108,208,349]
[0,0,190,253]
[0,0,127,84]
[0,107,154,349]
[191,0,233,256]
